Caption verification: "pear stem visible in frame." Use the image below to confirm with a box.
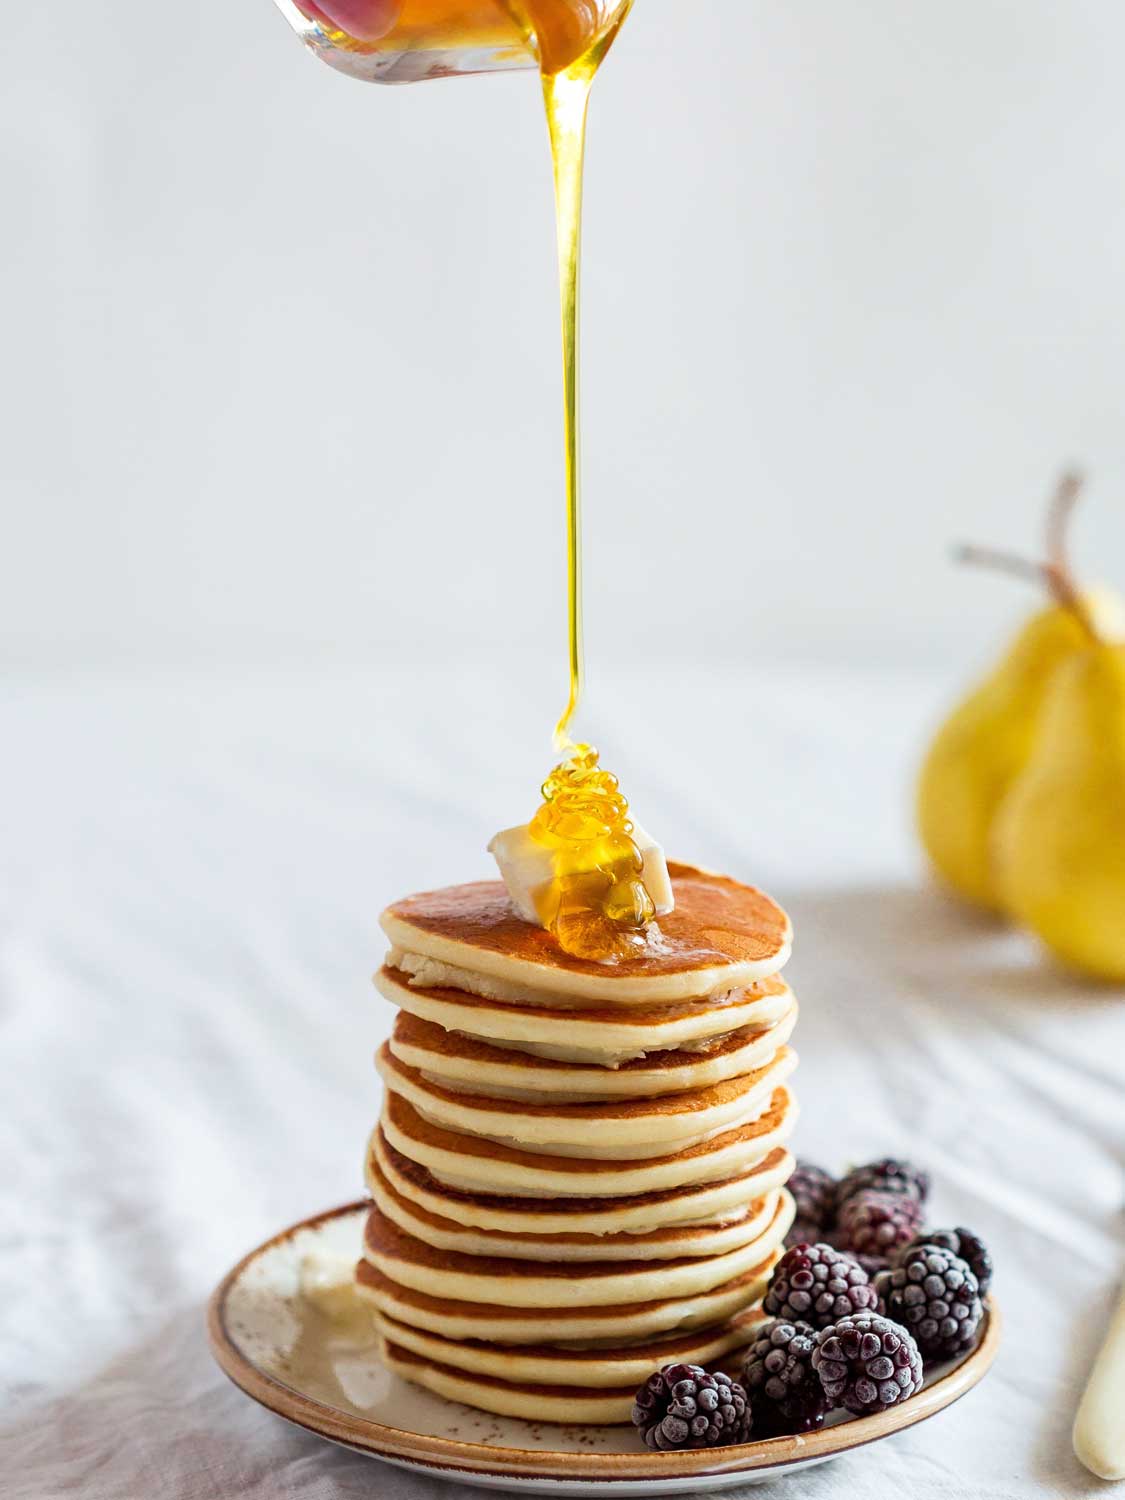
[954,469,1101,644]
[1044,468,1099,642]
[953,545,1048,588]
[1046,468,1084,579]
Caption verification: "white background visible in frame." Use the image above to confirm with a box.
[5,0,1125,681]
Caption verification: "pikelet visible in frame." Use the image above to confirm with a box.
[368,1128,796,1237]
[381,863,792,1005]
[355,1199,790,1343]
[375,1042,797,1157]
[376,963,794,1066]
[359,1254,783,1344]
[386,1004,797,1101]
[360,1194,794,1309]
[380,1085,798,1197]
[367,1149,787,1260]
[377,1339,719,1425]
[362,861,800,1424]
[373,1305,768,1389]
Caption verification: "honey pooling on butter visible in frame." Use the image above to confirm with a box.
[528,744,656,960]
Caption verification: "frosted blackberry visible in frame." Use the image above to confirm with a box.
[788,1161,837,1233]
[837,1189,923,1259]
[812,1313,924,1414]
[855,1252,892,1278]
[785,1217,822,1250]
[763,1242,878,1329]
[837,1158,930,1207]
[741,1319,828,1436]
[631,1363,750,1450]
[900,1227,993,1297]
[876,1245,983,1358]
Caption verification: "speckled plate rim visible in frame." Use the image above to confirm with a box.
[207,1200,1001,1484]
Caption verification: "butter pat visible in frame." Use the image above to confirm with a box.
[299,1250,361,1324]
[488,821,675,925]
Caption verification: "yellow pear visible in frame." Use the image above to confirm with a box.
[917,591,1121,910]
[993,642,1125,980]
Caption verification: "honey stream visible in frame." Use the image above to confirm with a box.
[291,0,654,958]
[519,2,658,962]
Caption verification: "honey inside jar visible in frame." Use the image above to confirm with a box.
[292,0,628,74]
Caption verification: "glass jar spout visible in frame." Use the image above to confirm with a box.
[273,0,631,85]
[273,0,533,83]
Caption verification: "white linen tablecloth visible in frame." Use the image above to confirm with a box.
[4,663,1123,1499]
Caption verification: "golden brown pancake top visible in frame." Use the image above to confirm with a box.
[369,1152,771,1248]
[364,1200,786,1280]
[390,1009,786,1075]
[379,965,789,1023]
[376,1307,767,1364]
[383,864,790,978]
[358,1254,777,1322]
[383,1088,794,1177]
[374,1129,791,1218]
[379,1042,792,1122]
[380,1339,658,1397]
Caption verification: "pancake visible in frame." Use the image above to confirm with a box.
[373,1306,766,1389]
[367,1151,783,1261]
[379,1339,652,1424]
[380,863,792,1005]
[357,1246,782,1342]
[361,1193,794,1308]
[370,1128,795,1236]
[376,1042,797,1158]
[381,1085,798,1198]
[376,964,794,1066]
[388,1003,798,1101]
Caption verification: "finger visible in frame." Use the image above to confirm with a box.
[299,0,402,43]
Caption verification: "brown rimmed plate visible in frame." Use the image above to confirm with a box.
[208,1201,1000,1496]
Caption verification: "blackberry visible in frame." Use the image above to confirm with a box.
[741,1319,828,1437]
[788,1161,837,1233]
[875,1245,983,1358]
[837,1158,930,1208]
[763,1242,878,1329]
[837,1189,923,1260]
[854,1252,893,1279]
[785,1217,822,1250]
[631,1363,750,1450]
[899,1227,993,1297]
[826,1228,898,1275]
[812,1313,924,1415]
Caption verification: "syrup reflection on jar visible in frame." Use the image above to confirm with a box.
[280,0,630,82]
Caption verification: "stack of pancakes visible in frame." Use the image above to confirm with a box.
[356,862,800,1422]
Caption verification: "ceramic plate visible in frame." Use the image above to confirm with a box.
[208,1201,1000,1496]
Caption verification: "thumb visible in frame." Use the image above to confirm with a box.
[299,0,402,43]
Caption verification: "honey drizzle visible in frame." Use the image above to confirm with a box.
[294,0,654,960]
[543,60,588,757]
[528,745,655,960]
[525,2,655,962]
